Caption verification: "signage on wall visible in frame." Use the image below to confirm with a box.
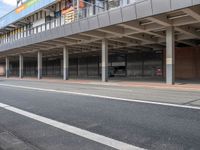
[16,0,41,13]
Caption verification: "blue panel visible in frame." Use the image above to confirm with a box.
[0,0,56,29]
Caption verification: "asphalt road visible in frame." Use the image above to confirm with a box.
[0,80,200,150]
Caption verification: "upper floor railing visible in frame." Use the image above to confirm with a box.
[0,0,147,45]
[0,0,56,29]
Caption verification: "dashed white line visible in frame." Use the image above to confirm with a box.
[0,102,144,150]
[0,83,200,110]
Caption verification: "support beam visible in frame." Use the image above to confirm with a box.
[80,31,106,39]
[166,27,175,85]
[175,26,200,39]
[102,39,108,82]
[63,46,69,80]
[19,54,24,78]
[98,26,124,37]
[5,57,9,78]
[183,8,200,21]
[37,51,42,80]
[148,16,171,27]
[178,40,196,47]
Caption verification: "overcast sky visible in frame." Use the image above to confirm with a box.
[0,0,16,17]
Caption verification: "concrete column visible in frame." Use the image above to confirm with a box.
[19,54,24,78]
[37,51,42,80]
[102,39,108,82]
[5,57,9,78]
[63,46,69,80]
[77,0,80,20]
[166,26,175,84]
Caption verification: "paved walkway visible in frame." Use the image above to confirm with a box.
[1,77,200,107]
[1,77,200,92]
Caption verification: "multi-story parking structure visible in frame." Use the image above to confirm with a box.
[0,0,200,84]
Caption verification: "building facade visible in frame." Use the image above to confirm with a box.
[0,0,200,84]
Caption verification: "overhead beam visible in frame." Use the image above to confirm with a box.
[98,26,125,37]
[148,15,172,26]
[176,26,200,39]
[183,8,200,21]
[127,34,158,43]
[69,34,92,40]
[119,21,165,38]
[147,16,200,40]
[80,31,109,39]
[109,37,137,44]
[147,15,199,27]
[178,40,197,47]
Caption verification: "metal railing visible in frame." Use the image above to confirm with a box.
[0,0,147,45]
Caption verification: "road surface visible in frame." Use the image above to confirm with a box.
[0,79,200,150]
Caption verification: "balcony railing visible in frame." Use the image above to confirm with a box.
[0,0,147,45]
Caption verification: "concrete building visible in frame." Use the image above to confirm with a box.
[0,0,200,84]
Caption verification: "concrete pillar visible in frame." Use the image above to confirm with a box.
[77,0,80,20]
[102,39,108,82]
[37,51,42,79]
[19,54,24,78]
[166,26,175,84]
[63,46,69,80]
[5,57,9,78]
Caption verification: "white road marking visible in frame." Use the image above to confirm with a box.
[0,83,200,110]
[0,102,144,150]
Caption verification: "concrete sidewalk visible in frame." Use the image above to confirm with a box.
[1,77,200,107]
[1,77,200,92]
